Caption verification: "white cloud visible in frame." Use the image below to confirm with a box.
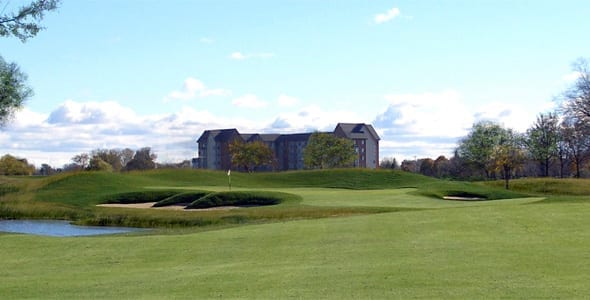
[473,102,543,132]
[46,100,139,124]
[268,105,362,133]
[375,89,472,138]
[164,77,230,102]
[230,52,246,60]
[229,52,274,60]
[277,94,299,107]
[0,101,268,167]
[374,7,401,24]
[199,37,214,44]
[232,94,268,108]
[373,89,552,161]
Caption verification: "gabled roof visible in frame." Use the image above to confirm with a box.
[334,123,380,141]
[197,129,241,143]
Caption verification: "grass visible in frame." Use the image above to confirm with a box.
[1,169,589,298]
[1,201,589,298]
[1,169,527,227]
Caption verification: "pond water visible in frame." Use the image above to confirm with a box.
[0,220,146,237]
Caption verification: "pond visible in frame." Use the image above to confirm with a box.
[0,220,147,237]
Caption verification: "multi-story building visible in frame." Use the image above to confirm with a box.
[194,123,380,171]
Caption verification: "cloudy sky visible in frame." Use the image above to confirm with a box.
[1,1,589,167]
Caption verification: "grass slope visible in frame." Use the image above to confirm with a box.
[1,202,589,298]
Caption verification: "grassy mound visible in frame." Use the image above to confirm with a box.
[152,191,210,207]
[0,168,536,228]
[483,177,590,196]
[185,191,286,209]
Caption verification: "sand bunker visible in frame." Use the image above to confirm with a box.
[96,202,241,211]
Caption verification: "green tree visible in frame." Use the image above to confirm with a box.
[457,121,507,179]
[0,154,34,175]
[490,129,526,189]
[525,112,560,177]
[229,140,275,172]
[124,147,157,171]
[0,0,60,42]
[0,56,32,126]
[87,157,113,172]
[303,132,356,169]
[1,0,60,126]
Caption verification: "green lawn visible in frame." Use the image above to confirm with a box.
[1,170,589,298]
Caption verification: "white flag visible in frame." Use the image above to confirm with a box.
[227,169,231,176]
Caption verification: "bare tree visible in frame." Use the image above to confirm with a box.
[561,117,590,178]
[563,58,590,121]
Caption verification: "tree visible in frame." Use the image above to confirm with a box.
[303,132,356,169]
[1,0,60,126]
[71,153,90,169]
[0,0,60,42]
[38,163,56,175]
[379,157,398,169]
[457,121,507,179]
[434,155,451,178]
[120,148,135,167]
[400,159,418,172]
[0,154,34,175]
[0,55,32,126]
[419,158,436,177]
[563,58,590,122]
[229,140,275,172]
[87,157,113,172]
[490,129,526,189]
[124,147,157,171]
[561,117,590,178]
[525,112,559,177]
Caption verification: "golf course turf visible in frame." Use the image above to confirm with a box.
[1,169,589,298]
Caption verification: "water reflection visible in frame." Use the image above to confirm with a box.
[0,220,146,237]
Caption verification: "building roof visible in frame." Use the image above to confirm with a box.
[197,124,379,144]
[335,123,380,140]
[197,129,241,143]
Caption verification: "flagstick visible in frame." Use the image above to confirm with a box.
[227,169,231,191]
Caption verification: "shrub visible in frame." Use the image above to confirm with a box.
[153,191,210,207]
[185,191,283,209]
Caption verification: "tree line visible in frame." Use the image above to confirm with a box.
[0,147,163,175]
[382,58,590,188]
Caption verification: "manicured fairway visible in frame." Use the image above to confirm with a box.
[1,170,589,298]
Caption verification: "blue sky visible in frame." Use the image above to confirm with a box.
[1,0,589,167]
